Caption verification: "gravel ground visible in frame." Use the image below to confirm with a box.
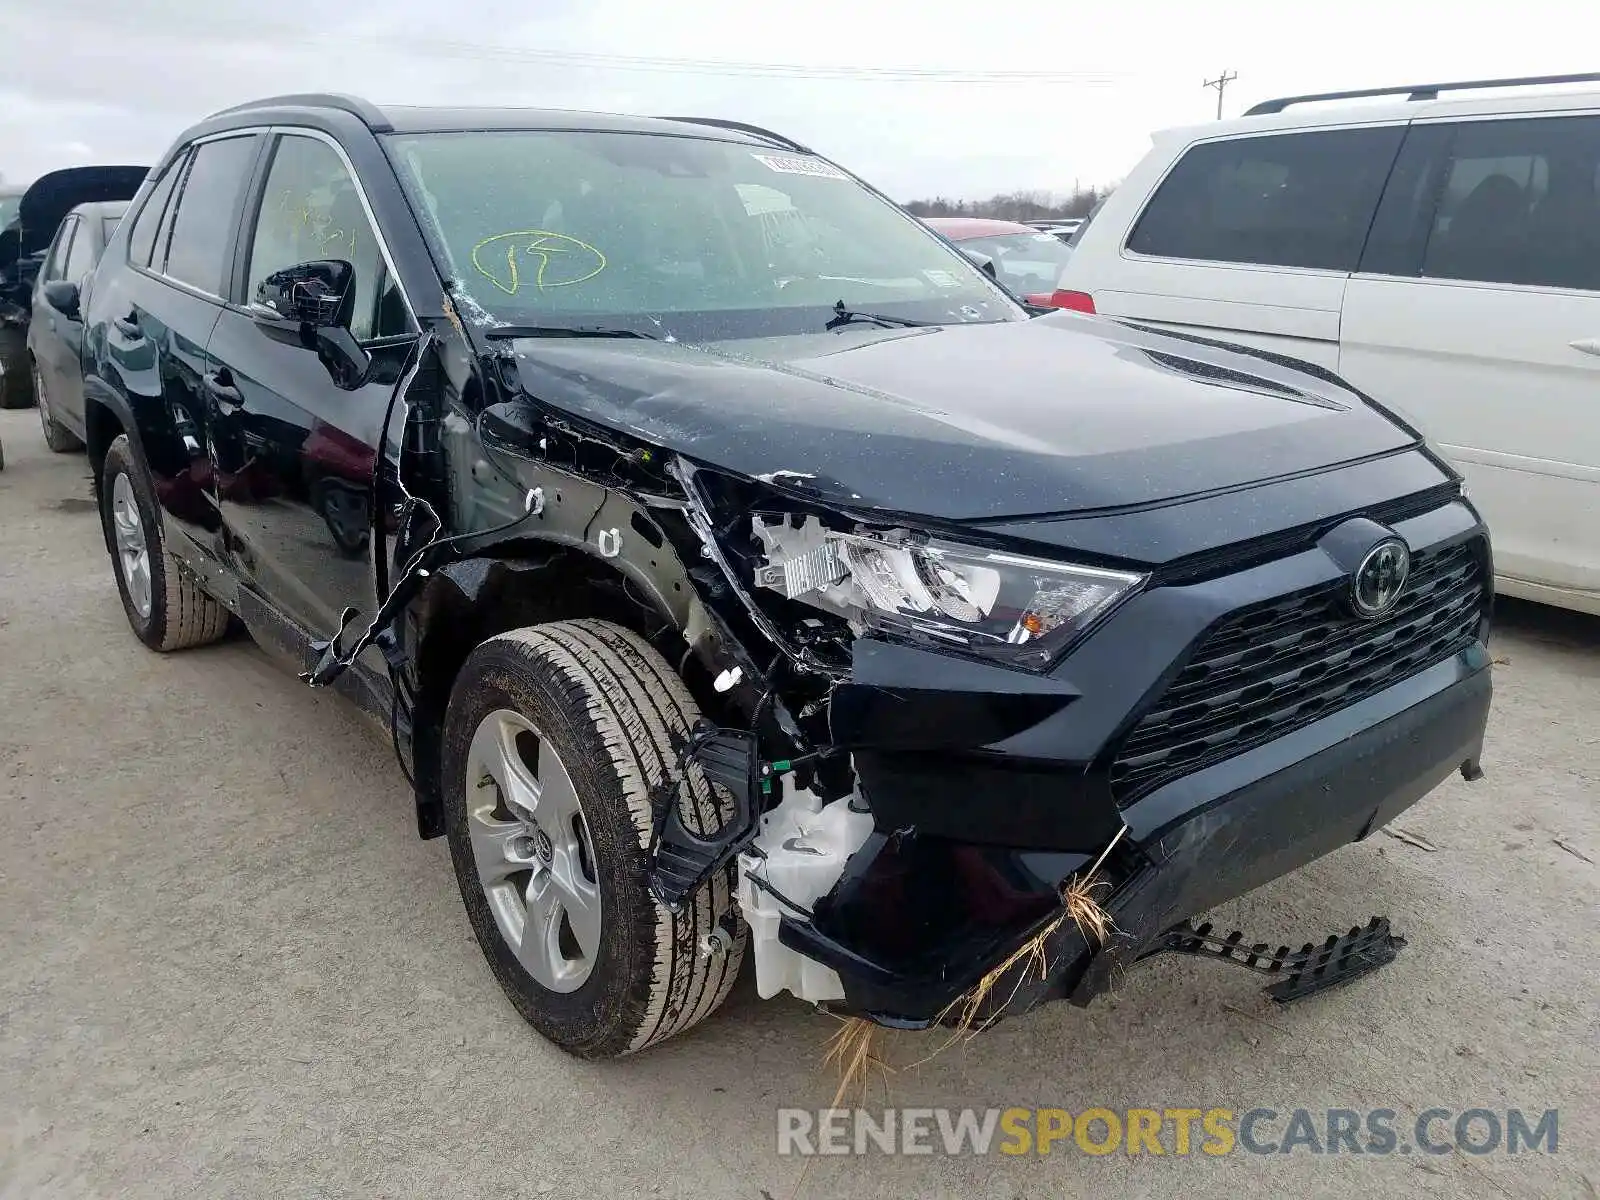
[1,408,1596,1200]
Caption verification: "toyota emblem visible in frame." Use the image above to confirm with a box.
[1351,538,1411,619]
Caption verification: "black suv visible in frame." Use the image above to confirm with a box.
[82,94,1492,1059]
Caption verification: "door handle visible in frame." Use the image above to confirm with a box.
[203,370,243,410]
[1569,338,1600,357]
[113,314,142,339]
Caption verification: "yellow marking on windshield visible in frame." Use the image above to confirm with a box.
[470,230,607,294]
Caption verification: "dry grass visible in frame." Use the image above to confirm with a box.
[911,823,1128,1064]
[821,1013,893,1110]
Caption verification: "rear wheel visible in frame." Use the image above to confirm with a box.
[100,434,230,651]
[441,620,746,1059]
[34,363,83,452]
[0,327,31,409]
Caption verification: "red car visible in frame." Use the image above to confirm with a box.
[923,217,1081,308]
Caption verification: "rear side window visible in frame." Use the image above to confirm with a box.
[163,135,259,294]
[63,216,97,280]
[41,218,77,282]
[1419,116,1600,291]
[1127,127,1405,271]
[127,157,184,269]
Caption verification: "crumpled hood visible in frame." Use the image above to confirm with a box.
[506,311,1418,522]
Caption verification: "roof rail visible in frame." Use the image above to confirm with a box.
[208,93,393,132]
[1245,72,1600,116]
[658,116,811,154]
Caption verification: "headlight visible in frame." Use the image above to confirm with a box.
[751,515,1145,669]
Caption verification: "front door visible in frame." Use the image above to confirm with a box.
[205,130,415,642]
[1341,113,1600,607]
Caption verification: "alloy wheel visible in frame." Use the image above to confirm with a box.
[464,708,602,993]
[110,472,153,619]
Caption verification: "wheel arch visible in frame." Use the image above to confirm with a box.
[401,537,750,839]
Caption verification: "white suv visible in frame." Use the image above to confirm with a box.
[1058,73,1600,616]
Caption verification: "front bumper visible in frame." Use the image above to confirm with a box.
[784,498,1493,1026]
[789,648,1490,1024]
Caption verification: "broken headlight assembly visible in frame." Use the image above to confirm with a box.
[751,514,1145,669]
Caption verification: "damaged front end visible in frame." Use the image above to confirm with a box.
[314,328,1493,1035]
[645,456,1492,1030]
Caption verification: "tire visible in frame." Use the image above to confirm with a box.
[442,620,747,1059]
[34,362,83,452]
[0,327,32,409]
[100,434,230,652]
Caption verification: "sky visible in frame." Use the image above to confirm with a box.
[1,0,1596,199]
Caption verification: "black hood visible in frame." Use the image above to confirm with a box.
[506,312,1419,522]
[13,165,147,256]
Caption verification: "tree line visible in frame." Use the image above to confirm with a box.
[902,184,1114,222]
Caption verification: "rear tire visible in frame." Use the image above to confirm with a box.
[0,327,32,409]
[34,363,83,452]
[100,434,230,651]
[441,620,746,1059]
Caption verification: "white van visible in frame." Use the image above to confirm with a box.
[1058,73,1600,616]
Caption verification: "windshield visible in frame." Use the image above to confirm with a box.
[956,232,1073,294]
[384,130,1020,338]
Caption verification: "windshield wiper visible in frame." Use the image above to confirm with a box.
[826,300,937,331]
[482,325,658,340]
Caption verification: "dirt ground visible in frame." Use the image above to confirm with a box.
[1,408,1596,1200]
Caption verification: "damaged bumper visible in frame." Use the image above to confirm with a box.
[747,502,1493,1026]
[785,649,1489,1025]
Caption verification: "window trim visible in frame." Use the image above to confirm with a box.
[1118,121,1410,276]
[231,126,417,336]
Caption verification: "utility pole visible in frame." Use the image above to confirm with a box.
[1203,70,1238,119]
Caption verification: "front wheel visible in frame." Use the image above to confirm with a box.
[441,620,747,1059]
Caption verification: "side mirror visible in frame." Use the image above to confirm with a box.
[251,259,370,389]
[43,279,80,319]
[255,259,355,328]
[958,247,997,279]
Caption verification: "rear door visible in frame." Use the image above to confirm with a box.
[44,209,103,429]
[205,129,415,641]
[1341,113,1600,607]
[92,134,263,564]
[1065,125,1405,370]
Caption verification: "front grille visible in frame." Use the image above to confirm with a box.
[1109,537,1486,805]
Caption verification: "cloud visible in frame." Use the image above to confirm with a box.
[0,0,1591,195]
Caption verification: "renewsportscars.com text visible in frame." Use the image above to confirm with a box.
[776,1106,1559,1157]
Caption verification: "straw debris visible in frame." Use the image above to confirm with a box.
[914,824,1129,1061]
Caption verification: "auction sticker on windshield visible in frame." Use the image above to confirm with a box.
[751,153,849,180]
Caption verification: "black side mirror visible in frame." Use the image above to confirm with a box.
[43,279,79,319]
[251,259,371,389]
[255,259,355,328]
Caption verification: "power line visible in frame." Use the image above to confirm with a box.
[1202,70,1238,119]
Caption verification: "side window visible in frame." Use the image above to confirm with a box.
[63,215,97,281]
[41,218,77,283]
[127,155,185,269]
[1418,116,1600,291]
[1127,127,1405,271]
[246,134,408,341]
[163,136,260,294]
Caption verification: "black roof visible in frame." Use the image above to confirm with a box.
[202,93,806,149]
